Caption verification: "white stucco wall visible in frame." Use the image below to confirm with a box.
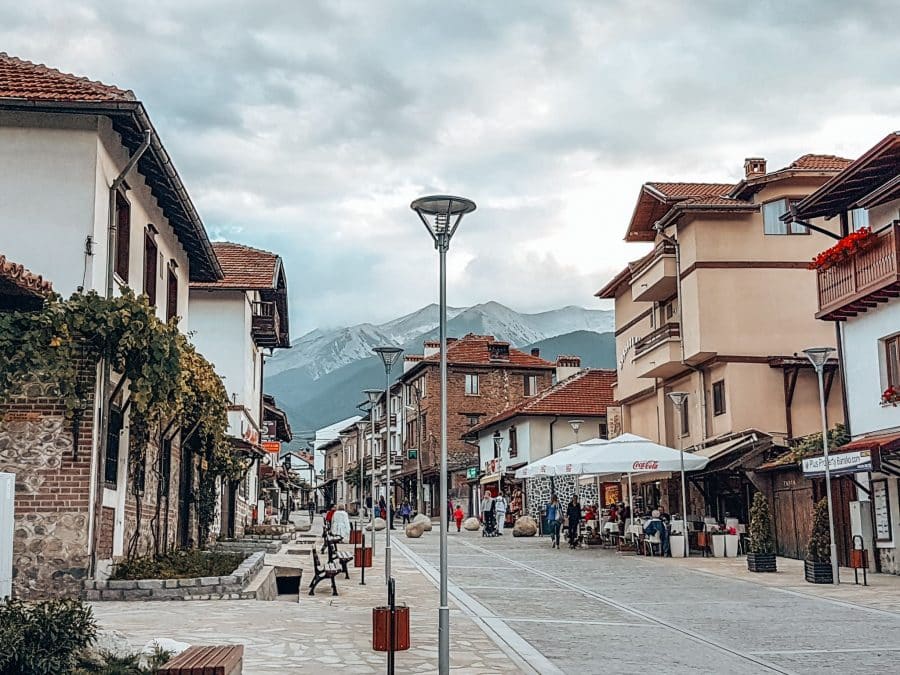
[842,300,900,437]
[477,416,608,472]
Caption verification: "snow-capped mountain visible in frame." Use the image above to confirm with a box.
[266,301,614,380]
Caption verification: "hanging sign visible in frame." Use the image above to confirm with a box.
[872,479,892,541]
[802,449,875,477]
[262,441,281,454]
[262,421,277,442]
[466,467,478,480]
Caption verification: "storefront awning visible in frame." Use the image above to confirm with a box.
[692,434,756,461]
[480,473,500,485]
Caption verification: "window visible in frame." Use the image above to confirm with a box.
[466,414,480,427]
[114,193,131,280]
[524,375,538,396]
[665,299,678,321]
[679,398,690,436]
[406,419,416,445]
[465,373,479,395]
[143,233,158,306]
[712,380,726,416]
[850,208,869,232]
[649,306,657,329]
[885,335,900,389]
[509,426,518,458]
[599,421,608,439]
[763,198,807,235]
[104,406,123,485]
[166,266,178,322]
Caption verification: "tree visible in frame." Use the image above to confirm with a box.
[807,498,831,563]
[748,491,774,555]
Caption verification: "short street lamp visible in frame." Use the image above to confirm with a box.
[804,346,839,584]
[373,346,403,585]
[364,389,383,563]
[412,194,476,675]
[667,391,690,558]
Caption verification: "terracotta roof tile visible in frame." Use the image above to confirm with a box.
[785,154,854,171]
[0,52,134,102]
[191,242,280,290]
[0,254,52,296]
[678,195,754,207]
[646,182,733,199]
[419,334,554,368]
[468,369,617,434]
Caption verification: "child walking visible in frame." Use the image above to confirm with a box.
[453,504,465,531]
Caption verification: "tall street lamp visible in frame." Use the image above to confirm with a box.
[374,346,403,585]
[667,391,690,558]
[804,346,839,584]
[355,419,370,586]
[364,389,383,565]
[338,433,352,506]
[412,194,476,675]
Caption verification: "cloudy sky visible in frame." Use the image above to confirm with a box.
[2,1,897,332]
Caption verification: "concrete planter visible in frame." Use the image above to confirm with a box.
[83,551,265,601]
[710,535,726,557]
[724,534,740,557]
[669,534,686,558]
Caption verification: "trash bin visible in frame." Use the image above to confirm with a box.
[372,605,410,651]
[354,546,372,568]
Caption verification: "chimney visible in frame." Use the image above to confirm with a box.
[423,340,440,358]
[555,355,582,381]
[531,348,540,357]
[403,354,423,373]
[488,341,510,361]
[744,157,766,178]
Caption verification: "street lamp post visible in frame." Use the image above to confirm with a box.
[356,419,369,585]
[804,347,839,584]
[412,194,476,675]
[364,389,382,571]
[338,433,352,506]
[374,346,403,585]
[667,392,690,558]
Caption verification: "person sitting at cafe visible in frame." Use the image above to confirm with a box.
[658,506,671,525]
[583,503,596,521]
[643,509,670,556]
[607,503,618,522]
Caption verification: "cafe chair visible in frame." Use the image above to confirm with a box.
[643,532,662,556]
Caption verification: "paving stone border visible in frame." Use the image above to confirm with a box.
[83,551,265,601]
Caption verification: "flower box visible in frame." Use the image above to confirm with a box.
[724,534,740,557]
[747,552,777,573]
[809,227,876,271]
[804,559,833,584]
[882,386,900,407]
[710,534,726,557]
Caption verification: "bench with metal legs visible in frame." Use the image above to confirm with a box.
[308,549,339,596]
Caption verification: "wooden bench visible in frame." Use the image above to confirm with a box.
[158,645,243,675]
[325,536,353,579]
[308,549,340,596]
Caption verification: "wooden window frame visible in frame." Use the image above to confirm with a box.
[712,380,726,416]
[104,405,124,486]
[524,374,538,397]
[114,192,131,281]
[166,265,178,322]
[143,231,158,306]
[464,373,480,396]
[509,426,518,458]
[679,399,690,436]
[885,334,900,390]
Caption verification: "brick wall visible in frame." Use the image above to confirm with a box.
[96,507,115,559]
[0,370,95,599]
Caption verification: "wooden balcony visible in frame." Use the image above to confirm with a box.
[816,222,900,321]
[251,301,282,347]
[633,322,683,378]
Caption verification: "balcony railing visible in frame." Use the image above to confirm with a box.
[251,301,282,347]
[634,322,681,358]
[816,222,900,320]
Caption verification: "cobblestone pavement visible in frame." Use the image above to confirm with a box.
[90,524,900,674]
[397,528,900,674]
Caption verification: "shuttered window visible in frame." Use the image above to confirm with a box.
[143,234,158,306]
[114,193,131,280]
[166,267,178,322]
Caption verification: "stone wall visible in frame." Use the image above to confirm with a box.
[525,476,598,520]
[84,551,265,601]
[878,547,899,575]
[0,376,95,599]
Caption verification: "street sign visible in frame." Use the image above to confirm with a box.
[262,441,281,454]
[262,421,277,442]
[466,467,478,480]
[802,449,875,476]
[408,448,417,460]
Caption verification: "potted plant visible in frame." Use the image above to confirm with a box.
[747,492,776,572]
[724,526,740,557]
[709,527,726,557]
[882,385,900,407]
[805,498,833,583]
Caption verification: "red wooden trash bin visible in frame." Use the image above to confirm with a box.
[372,605,410,652]
[350,529,363,545]
[354,546,372,568]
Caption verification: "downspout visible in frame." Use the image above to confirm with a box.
[89,130,152,576]
[654,221,709,442]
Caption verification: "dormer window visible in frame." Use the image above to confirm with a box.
[488,342,510,361]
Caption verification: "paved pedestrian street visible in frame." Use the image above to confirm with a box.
[90,523,900,674]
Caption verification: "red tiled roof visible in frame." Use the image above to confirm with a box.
[646,182,733,199]
[626,182,735,242]
[785,154,854,171]
[467,369,617,435]
[419,334,554,369]
[0,254,52,296]
[841,431,900,454]
[191,242,281,290]
[679,195,754,207]
[0,52,133,102]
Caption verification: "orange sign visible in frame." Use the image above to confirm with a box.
[262,441,281,454]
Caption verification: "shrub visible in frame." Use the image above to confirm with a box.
[74,646,172,674]
[110,550,244,581]
[0,598,97,675]
[748,491,775,555]
[807,497,831,563]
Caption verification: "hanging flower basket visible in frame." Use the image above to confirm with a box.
[882,386,900,407]
[809,227,876,271]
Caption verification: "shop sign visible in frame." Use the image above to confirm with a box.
[632,460,659,471]
[802,449,874,476]
[466,467,478,480]
[262,421,277,442]
[262,441,281,454]
[606,406,623,439]
[872,479,892,541]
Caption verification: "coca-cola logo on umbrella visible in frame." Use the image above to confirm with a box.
[632,460,659,471]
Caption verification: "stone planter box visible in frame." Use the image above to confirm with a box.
[710,535,726,557]
[724,534,740,557]
[669,534,686,558]
[804,559,833,584]
[747,552,777,573]
[83,551,265,601]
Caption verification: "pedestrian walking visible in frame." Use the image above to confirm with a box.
[331,503,351,541]
[378,496,387,521]
[566,495,581,548]
[494,493,508,535]
[547,494,562,548]
[447,499,453,531]
[389,497,396,529]
[399,500,412,525]
[454,504,464,531]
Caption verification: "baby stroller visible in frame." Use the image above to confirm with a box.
[482,509,500,537]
